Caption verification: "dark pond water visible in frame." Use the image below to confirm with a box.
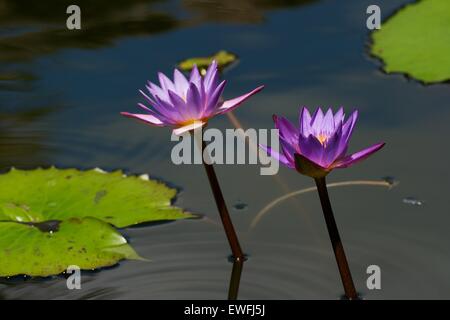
[1,0,450,299]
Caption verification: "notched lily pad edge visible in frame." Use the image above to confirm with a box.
[366,0,450,86]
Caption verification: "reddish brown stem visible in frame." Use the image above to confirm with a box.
[201,139,245,261]
[315,177,358,300]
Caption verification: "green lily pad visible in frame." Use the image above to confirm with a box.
[0,217,141,277]
[0,168,193,277]
[371,0,450,84]
[0,167,193,228]
[178,50,238,75]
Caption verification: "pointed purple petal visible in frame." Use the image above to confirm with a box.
[137,102,176,124]
[310,108,324,135]
[120,112,165,126]
[137,102,151,112]
[341,110,358,143]
[151,95,183,123]
[259,144,294,169]
[279,138,296,167]
[214,85,264,115]
[299,107,312,137]
[273,115,298,146]
[335,109,358,157]
[147,81,170,103]
[173,69,189,97]
[167,90,192,121]
[204,80,226,116]
[322,122,343,167]
[332,142,385,168]
[203,60,219,93]
[322,108,334,134]
[198,80,207,112]
[139,89,156,105]
[186,82,203,118]
[334,107,344,126]
[167,90,186,109]
[298,134,325,167]
[189,65,202,88]
[158,72,176,92]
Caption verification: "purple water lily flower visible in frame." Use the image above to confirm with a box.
[121,61,264,135]
[261,107,385,178]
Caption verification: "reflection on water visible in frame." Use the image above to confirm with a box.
[183,0,317,23]
[0,0,178,63]
[0,106,56,170]
[228,258,244,300]
[0,0,317,64]
[0,0,450,300]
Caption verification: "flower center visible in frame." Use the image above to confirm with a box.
[317,133,328,146]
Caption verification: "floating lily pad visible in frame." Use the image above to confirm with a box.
[371,0,450,84]
[0,167,193,228]
[0,217,141,277]
[178,50,238,75]
[0,168,193,277]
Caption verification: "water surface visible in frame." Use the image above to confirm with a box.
[1,0,449,299]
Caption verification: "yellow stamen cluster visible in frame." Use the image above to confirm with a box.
[317,133,328,146]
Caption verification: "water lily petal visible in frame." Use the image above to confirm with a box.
[334,107,345,126]
[198,80,207,113]
[205,80,227,116]
[259,144,294,168]
[152,95,183,123]
[203,60,219,93]
[310,108,324,135]
[120,112,165,126]
[332,142,385,168]
[136,102,174,124]
[279,138,296,167]
[215,85,264,115]
[158,72,176,93]
[189,65,202,89]
[298,134,325,167]
[173,69,190,97]
[341,110,358,143]
[322,122,343,167]
[137,102,152,112]
[299,107,312,136]
[336,109,358,157]
[322,108,335,135]
[273,115,298,146]
[186,82,203,118]
[147,81,170,103]
[173,121,206,136]
[167,90,186,109]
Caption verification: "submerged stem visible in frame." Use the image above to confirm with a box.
[228,258,244,300]
[314,177,358,300]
